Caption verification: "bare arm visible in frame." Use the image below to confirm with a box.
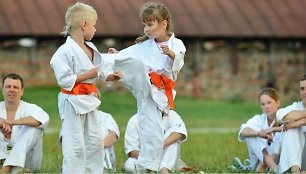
[107,48,119,54]
[103,130,118,148]
[5,116,41,128]
[240,127,259,137]
[240,127,280,143]
[76,67,98,83]
[283,110,306,121]
[163,132,184,148]
[283,118,306,131]
[262,127,283,134]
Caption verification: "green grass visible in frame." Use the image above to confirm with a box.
[1,86,262,173]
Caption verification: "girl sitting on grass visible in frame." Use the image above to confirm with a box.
[238,87,283,172]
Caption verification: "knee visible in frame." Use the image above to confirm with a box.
[124,158,137,173]
[21,127,42,137]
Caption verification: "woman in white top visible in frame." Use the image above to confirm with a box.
[238,87,283,172]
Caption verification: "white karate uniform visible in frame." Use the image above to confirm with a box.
[276,101,306,173]
[238,113,282,170]
[97,110,120,172]
[0,100,49,171]
[50,36,113,174]
[117,33,186,171]
[123,110,187,173]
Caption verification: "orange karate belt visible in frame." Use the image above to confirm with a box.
[61,83,97,95]
[149,72,175,110]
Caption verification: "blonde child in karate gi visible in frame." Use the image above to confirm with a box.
[238,87,283,172]
[50,2,121,173]
[0,73,49,173]
[97,110,120,172]
[275,73,306,174]
[123,110,187,174]
[108,2,186,172]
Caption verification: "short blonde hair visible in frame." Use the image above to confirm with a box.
[61,2,97,36]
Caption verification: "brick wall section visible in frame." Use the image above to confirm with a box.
[0,40,305,101]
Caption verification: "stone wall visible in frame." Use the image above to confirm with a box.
[0,39,305,102]
[181,40,305,102]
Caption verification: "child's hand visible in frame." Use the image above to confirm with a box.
[113,71,123,80]
[106,71,123,81]
[108,48,119,54]
[283,119,306,131]
[160,45,175,59]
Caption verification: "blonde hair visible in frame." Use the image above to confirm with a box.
[135,2,173,43]
[61,2,97,36]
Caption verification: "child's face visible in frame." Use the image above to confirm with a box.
[143,19,166,40]
[83,18,97,41]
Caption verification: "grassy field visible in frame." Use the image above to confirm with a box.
[2,86,266,173]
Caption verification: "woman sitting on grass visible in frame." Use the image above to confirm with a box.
[238,87,283,172]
